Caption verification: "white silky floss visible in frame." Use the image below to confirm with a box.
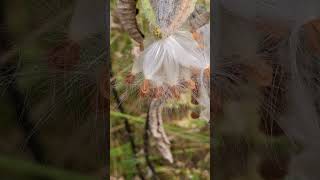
[130,0,209,88]
[138,31,207,87]
[197,23,210,62]
[131,0,211,122]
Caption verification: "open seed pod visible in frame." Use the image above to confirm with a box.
[116,0,145,46]
[150,0,197,35]
[128,30,208,100]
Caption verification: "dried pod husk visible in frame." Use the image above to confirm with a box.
[116,0,144,45]
[150,0,197,34]
[189,4,210,32]
[148,99,173,163]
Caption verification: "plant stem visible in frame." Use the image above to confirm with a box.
[110,62,145,180]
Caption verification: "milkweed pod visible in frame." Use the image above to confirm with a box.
[150,0,197,35]
[116,0,144,44]
[139,31,207,87]
[189,4,210,31]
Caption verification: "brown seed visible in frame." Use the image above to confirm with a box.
[170,86,180,99]
[192,31,205,49]
[192,32,202,41]
[139,79,150,96]
[204,66,210,79]
[191,68,201,77]
[191,111,200,119]
[191,95,199,105]
[149,87,159,98]
[198,44,205,49]
[154,87,164,98]
[186,79,196,90]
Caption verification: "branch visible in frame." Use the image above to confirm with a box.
[143,103,158,179]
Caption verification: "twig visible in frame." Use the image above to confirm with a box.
[143,103,158,180]
[109,62,145,180]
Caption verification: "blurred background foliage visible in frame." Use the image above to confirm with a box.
[0,0,106,179]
